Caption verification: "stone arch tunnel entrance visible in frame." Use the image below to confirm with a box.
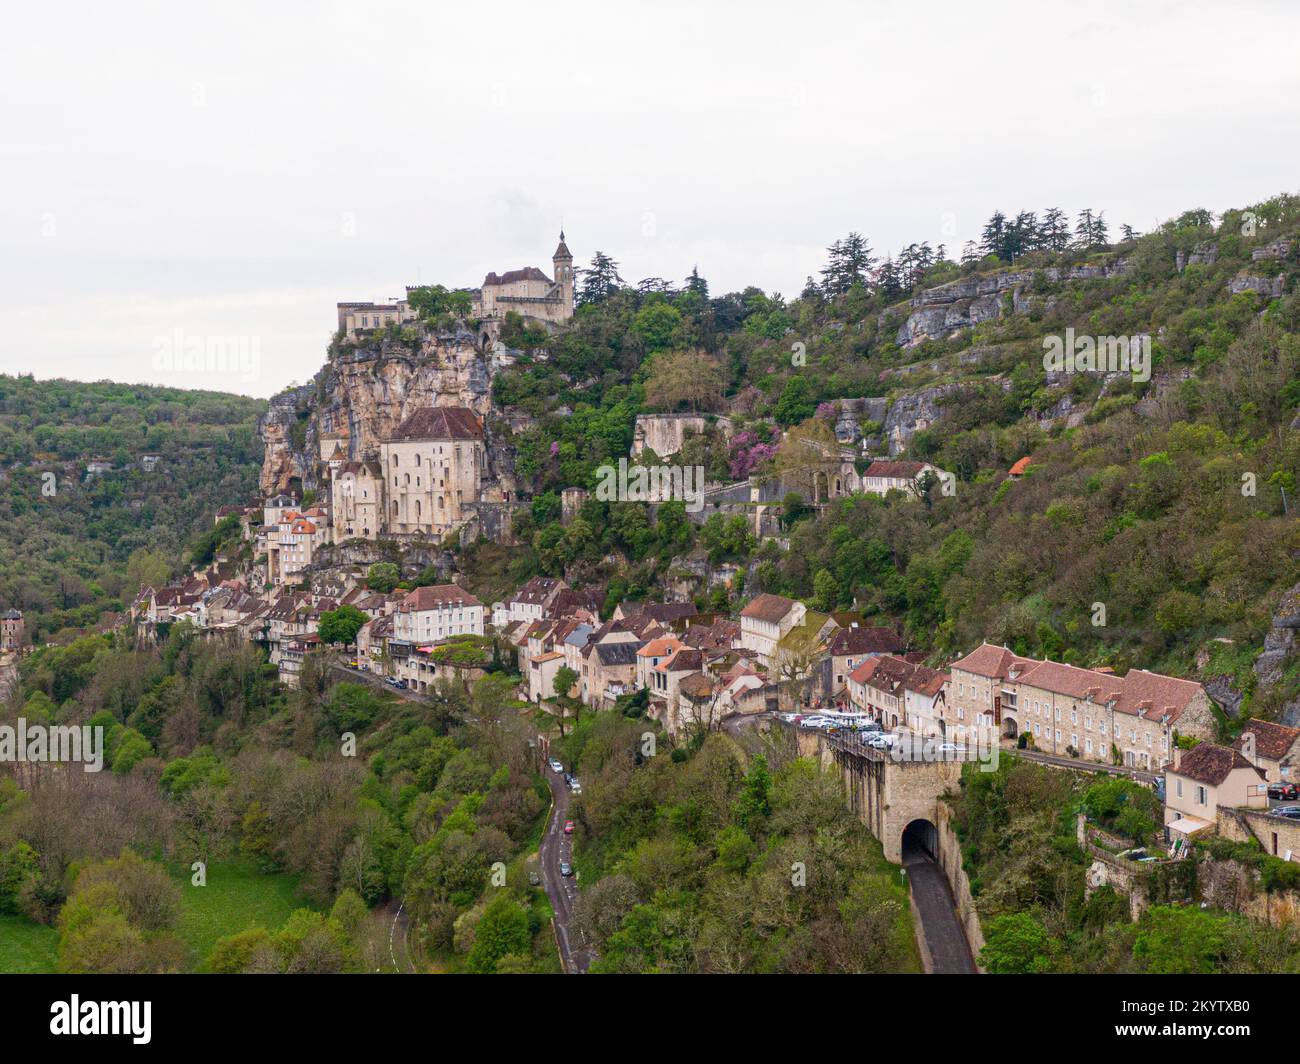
[901,818,939,863]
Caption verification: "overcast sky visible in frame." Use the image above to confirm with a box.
[2,0,1298,398]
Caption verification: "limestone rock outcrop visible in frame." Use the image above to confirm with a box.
[1255,582,1300,689]
[895,259,1132,346]
[259,327,517,501]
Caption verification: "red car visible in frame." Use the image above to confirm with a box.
[563,820,575,834]
[1268,781,1299,801]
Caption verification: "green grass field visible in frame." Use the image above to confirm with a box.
[0,914,59,973]
[172,861,307,971]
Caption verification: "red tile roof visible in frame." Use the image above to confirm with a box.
[400,584,483,612]
[863,460,928,479]
[1174,743,1264,786]
[828,626,905,656]
[1234,718,1300,761]
[740,594,799,624]
[390,407,483,441]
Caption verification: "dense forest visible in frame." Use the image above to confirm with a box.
[1,627,914,973]
[0,376,265,642]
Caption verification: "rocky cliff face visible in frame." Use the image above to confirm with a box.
[259,327,516,498]
[895,259,1133,346]
[259,384,316,496]
[1256,582,1300,726]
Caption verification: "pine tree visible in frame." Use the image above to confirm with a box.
[980,211,1008,260]
[1008,211,1039,260]
[819,232,877,296]
[960,239,980,264]
[577,252,624,306]
[685,266,709,299]
[1041,208,1071,251]
[876,257,905,304]
[1075,209,1095,248]
[1090,211,1110,248]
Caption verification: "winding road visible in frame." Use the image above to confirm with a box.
[540,761,592,973]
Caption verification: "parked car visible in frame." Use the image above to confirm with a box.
[1268,781,1299,800]
[559,862,574,877]
[548,758,564,774]
[570,783,582,796]
[563,820,574,834]
[1274,806,1300,819]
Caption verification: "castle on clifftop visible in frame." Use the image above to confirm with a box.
[336,232,575,339]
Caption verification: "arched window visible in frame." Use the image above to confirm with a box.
[404,473,410,485]
[392,501,398,516]
[415,500,421,518]
[437,496,444,508]
[391,454,398,467]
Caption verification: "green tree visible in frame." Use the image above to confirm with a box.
[466,894,532,973]
[319,604,369,647]
[979,911,1054,973]
[366,562,401,593]
[775,377,815,426]
[553,665,578,701]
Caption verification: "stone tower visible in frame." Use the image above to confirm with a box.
[552,231,574,312]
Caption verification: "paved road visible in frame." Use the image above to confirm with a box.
[1008,745,1161,785]
[902,845,977,974]
[540,763,591,973]
[380,898,416,973]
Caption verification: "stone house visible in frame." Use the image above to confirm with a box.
[822,624,905,702]
[947,643,1218,768]
[847,655,917,729]
[1234,718,1300,784]
[739,594,806,666]
[494,576,568,628]
[636,635,686,692]
[1165,742,1269,845]
[336,300,416,339]
[859,459,938,497]
[902,667,949,737]
[391,584,484,646]
[330,460,383,541]
[0,609,24,651]
[380,407,485,539]
[587,641,641,709]
[528,650,566,704]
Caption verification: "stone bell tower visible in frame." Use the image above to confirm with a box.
[552,230,574,317]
